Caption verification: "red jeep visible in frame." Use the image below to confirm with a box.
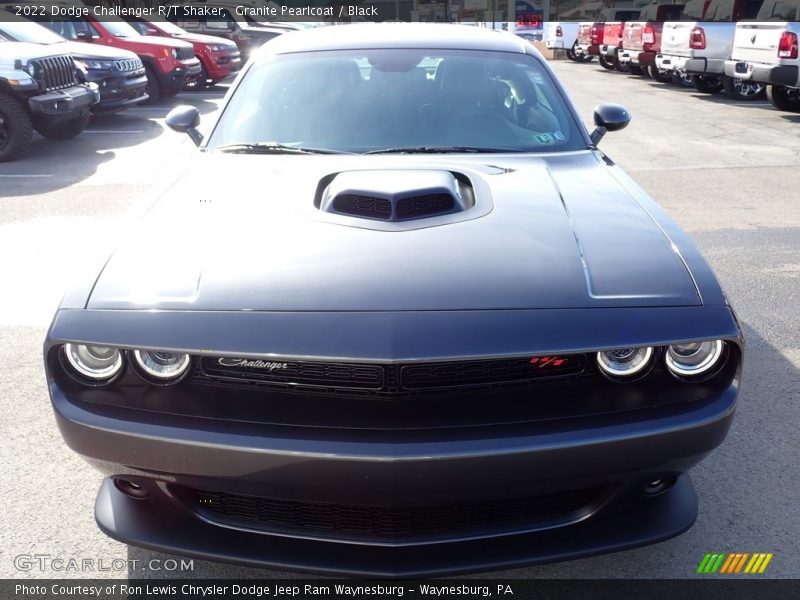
[38,14,200,101]
[126,18,242,89]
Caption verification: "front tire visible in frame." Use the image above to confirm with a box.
[692,75,724,94]
[143,66,161,104]
[766,85,800,112]
[648,65,673,83]
[0,91,33,162]
[35,111,90,140]
[722,75,765,101]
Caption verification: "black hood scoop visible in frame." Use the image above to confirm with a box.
[319,170,474,221]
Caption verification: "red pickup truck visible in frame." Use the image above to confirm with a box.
[619,3,687,81]
[597,13,642,72]
[37,13,200,102]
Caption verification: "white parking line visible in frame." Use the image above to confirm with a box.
[84,130,145,134]
[0,174,53,178]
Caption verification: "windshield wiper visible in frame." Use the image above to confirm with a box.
[364,146,520,154]
[216,142,345,155]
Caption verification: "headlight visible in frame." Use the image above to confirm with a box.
[207,44,224,51]
[134,350,191,382]
[64,344,123,381]
[665,340,724,378]
[596,347,653,379]
[77,59,114,70]
[171,48,178,59]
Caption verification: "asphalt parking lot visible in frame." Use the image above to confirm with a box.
[1,58,799,579]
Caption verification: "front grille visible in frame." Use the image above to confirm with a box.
[176,47,196,61]
[396,193,455,220]
[402,355,587,390]
[28,55,77,91]
[185,486,607,542]
[198,357,385,390]
[114,58,141,72]
[332,194,392,219]
[191,354,588,396]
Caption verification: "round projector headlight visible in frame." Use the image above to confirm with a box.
[597,347,653,379]
[133,350,191,381]
[665,340,724,378]
[64,343,123,381]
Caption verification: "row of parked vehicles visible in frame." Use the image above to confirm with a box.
[0,0,310,162]
[546,0,800,111]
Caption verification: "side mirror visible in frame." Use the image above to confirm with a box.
[75,31,92,42]
[227,21,237,32]
[590,103,631,146]
[165,105,202,146]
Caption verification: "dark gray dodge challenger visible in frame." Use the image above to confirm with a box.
[45,24,743,576]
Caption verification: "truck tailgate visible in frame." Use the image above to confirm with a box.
[732,22,791,64]
[623,21,645,52]
[661,21,697,56]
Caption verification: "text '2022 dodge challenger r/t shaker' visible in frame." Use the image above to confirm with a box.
[44,24,743,577]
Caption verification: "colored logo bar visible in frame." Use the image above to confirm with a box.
[697,553,773,574]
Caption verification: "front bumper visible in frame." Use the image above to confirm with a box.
[724,60,800,87]
[87,69,148,112]
[52,374,737,575]
[205,53,242,82]
[27,84,98,118]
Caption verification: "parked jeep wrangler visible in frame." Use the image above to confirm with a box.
[0,36,98,162]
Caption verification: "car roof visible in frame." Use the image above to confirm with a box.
[260,23,539,56]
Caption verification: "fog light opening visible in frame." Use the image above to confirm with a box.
[642,476,675,497]
[114,478,149,499]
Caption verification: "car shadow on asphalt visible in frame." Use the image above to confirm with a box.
[0,94,223,197]
[119,318,800,579]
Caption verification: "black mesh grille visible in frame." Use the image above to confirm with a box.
[332,194,392,219]
[186,486,606,542]
[199,357,385,390]
[402,355,587,390]
[176,47,196,61]
[396,194,455,220]
[190,354,587,396]
[29,56,76,91]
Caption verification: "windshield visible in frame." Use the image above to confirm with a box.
[100,19,141,38]
[208,49,585,154]
[756,0,800,19]
[0,20,65,44]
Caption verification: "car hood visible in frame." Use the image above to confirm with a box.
[60,41,138,60]
[87,152,701,311]
[172,32,237,48]
[117,35,193,50]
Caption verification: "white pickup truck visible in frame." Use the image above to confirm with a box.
[545,22,583,60]
[655,0,766,100]
[723,0,800,112]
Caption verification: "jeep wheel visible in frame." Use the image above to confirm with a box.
[0,92,33,162]
[35,111,91,140]
[648,65,673,83]
[143,66,161,104]
[766,85,800,113]
[722,76,765,101]
[598,54,615,70]
[692,75,724,94]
